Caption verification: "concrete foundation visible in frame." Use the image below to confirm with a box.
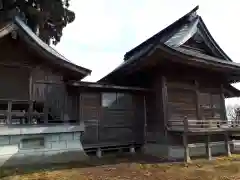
[143,143,169,158]
[0,125,87,167]
[144,141,229,160]
[168,142,226,159]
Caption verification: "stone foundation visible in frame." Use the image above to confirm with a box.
[168,142,226,159]
[143,143,169,158]
[0,125,87,167]
[144,142,228,160]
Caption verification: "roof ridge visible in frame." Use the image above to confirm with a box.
[124,5,199,60]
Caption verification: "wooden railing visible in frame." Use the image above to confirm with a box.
[0,99,42,125]
[167,116,240,132]
[0,99,78,125]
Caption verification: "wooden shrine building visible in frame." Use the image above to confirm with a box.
[0,15,147,167]
[1,6,240,167]
[0,15,92,167]
[99,6,240,161]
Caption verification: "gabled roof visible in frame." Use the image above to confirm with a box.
[0,16,91,80]
[99,6,240,83]
[124,5,231,62]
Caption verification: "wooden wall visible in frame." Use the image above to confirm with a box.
[79,90,145,147]
[143,69,227,145]
[0,36,79,123]
[167,79,197,124]
[0,66,29,100]
[166,77,224,123]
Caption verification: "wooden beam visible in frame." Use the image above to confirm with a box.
[167,82,196,91]
[206,135,212,160]
[35,80,64,85]
[70,81,152,92]
[0,62,32,69]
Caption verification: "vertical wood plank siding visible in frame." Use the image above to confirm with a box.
[80,92,145,147]
[0,66,29,100]
[166,78,223,126]
[80,93,100,144]
[0,37,80,125]
[167,80,197,122]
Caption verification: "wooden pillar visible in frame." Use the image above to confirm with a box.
[29,71,33,101]
[28,101,33,124]
[183,133,191,163]
[7,101,12,124]
[161,76,168,137]
[96,148,102,158]
[61,85,66,123]
[220,84,227,121]
[97,93,101,143]
[43,84,49,124]
[224,132,231,157]
[143,95,147,145]
[183,116,191,163]
[206,135,212,160]
[194,80,201,120]
[130,146,136,154]
[43,105,49,124]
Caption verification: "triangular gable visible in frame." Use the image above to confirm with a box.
[166,17,232,61]
[124,6,232,62]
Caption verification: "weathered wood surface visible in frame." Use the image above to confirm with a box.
[0,66,29,100]
[167,118,240,133]
[0,36,79,125]
[166,75,225,130]
[80,92,145,147]
[79,93,100,144]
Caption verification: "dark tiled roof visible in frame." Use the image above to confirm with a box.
[99,6,237,82]
[0,16,91,80]
[124,5,231,62]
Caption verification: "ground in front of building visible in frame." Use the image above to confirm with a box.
[2,154,240,180]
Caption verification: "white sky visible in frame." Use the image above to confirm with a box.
[54,0,240,105]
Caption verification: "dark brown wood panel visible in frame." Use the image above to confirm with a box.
[100,92,137,144]
[80,91,145,146]
[168,88,197,121]
[99,127,133,143]
[64,89,79,121]
[199,92,222,120]
[80,92,100,145]
[101,109,134,126]
[0,66,29,100]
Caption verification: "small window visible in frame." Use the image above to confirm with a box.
[102,93,117,108]
[21,137,45,149]
[101,92,132,110]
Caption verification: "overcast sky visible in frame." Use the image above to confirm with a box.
[54,0,240,105]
